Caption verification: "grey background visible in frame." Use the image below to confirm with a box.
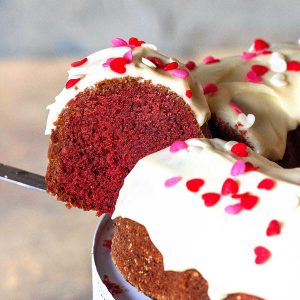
[1,0,300,58]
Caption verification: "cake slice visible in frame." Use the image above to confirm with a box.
[45,37,210,215]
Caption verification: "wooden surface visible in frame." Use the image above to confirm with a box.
[0,52,237,299]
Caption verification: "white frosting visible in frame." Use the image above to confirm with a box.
[45,43,210,134]
[113,138,300,300]
[195,42,300,161]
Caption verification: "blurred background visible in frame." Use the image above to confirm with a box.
[0,0,299,299]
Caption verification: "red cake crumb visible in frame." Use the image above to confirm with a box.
[102,275,123,295]
[102,239,112,250]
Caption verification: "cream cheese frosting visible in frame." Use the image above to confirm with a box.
[195,39,300,161]
[113,138,300,300]
[45,38,210,134]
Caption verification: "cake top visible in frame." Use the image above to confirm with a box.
[195,38,300,161]
[113,138,300,300]
[45,37,210,134]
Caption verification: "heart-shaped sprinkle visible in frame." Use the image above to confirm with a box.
[170,140,188,153]
[237,113,255,130]
[186,178,205,192]
[170,68,189,79]
[231,143,248,157]
[185,61,196,70]
[245,71,262,83]
[128,37,145,47]
[257,178,275,190]
[202,193,221,207]
[186,90,193,98]
[229,102,243,114]
[231,192,249,199]
[141,57,157,68]
[240,194,259,210]
[270,73,287,87]
[225,141,238,151]
[110,57,127,74]
[123,50,133,63]
[254,246,271,264]
[165,176,182,187]
[251,64,269,76]
[71,57,88,67]
[163,62,178,71]
[287,60,300,71]
[231,160,246,177]
[225,203,243,215]
[245,162,259,172]
[221,178,239,195]
[266,220,281,236]
[203,83,218,95]
[241,52,257,61]
[65,78,81,89]
[253,39,269,51]
[111,37,128,47]
[147,56,165,68]
[269,52,287,72]
[202,56,220,64]
[102,57,114,68]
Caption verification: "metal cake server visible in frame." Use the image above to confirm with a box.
[0,163,46,192]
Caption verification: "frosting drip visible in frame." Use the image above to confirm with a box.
[195,40,300,161]
[45,39,210,134]
[113,138,300,300]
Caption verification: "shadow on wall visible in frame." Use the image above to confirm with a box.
[0,0,299,57]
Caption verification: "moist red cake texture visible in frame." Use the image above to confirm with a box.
[46,77,209,215]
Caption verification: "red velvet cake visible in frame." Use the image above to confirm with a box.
[45,37,210,215]
[195,38,300,168]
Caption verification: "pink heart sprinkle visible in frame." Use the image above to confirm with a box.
[123,50,133,63]
[111,37,128,47]
[202,56,220,64]
[102,57,114,67]
[170,68,189,79]
[241,52,257,60]
[225,203,243,215]
[245,71,262,83]
[231,160,246,176]
[165,176,182,187]
[229,102,243,114]
[170,141,188,153]
[203,83,218,95]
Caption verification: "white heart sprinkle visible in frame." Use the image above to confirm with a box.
[270,73,287,87]
[237,113,255,130]
[225,141,238,151]
[141,57,157,68]
[269,52,287,73]
[248,43,255,52]
[141,43,158,51]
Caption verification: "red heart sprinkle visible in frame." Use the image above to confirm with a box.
[231,192,249,199]
[65,78,81,89]
[202,193,221,207]
[163,62,178,71]
[245,70,262,83]
[202,55,220,64]
[257,178,275,190]
[240,194,259,210]
[203,83,218,95]
[186,90,193,98]
[253,39,269,51]
[186,178,205,193]
[245,162,259,172]
[221,178,239,195]
[185,61,196,70]
[254,246,271,264]
[260,50,272,55]
[231,143,248,157]
[110,57,127,74]
[71,57,88,67]
[251,64,269,76]
[128,37,145,47]
[266,220,281,236]
[287,60,300,71]
[146,56,165,68]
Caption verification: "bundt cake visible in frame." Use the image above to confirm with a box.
[45,37,210,215]
[195,38,300,168]
[112,138,300,300]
